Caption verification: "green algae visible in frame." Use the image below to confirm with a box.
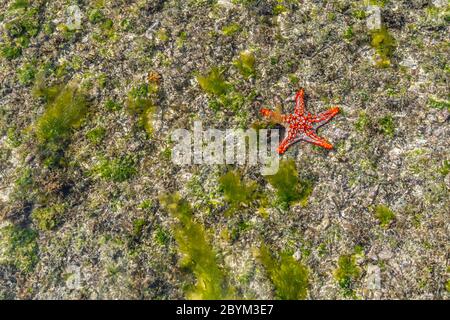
[10,0,29,10]
[1,44,22,60]
[176,31,187,48]
[155,28,169,42]
[0,225,39,273]
[222,23,241,36]
[94,155,137,182]
[104,99,122,111]
[154,227,171,246]
[273,4,288,15]
[266,159,313,209]
[35,81,88,166]
[233,50,256,79]
[17,62,37,85]
[127,83,158,135]
[86,126,106,145]
[32,204,65,231]
[355,111,370,132]
[439,160,450,176]
[132,218,147,238]
[6,126,22,147]
[11,167,33,203]
[352,9,366,19]
[229,220,252,242]
[160,193,231,300]
[1,1,42,60]
[197,67,252,117]
[378,114,395,137]
[428,98,450,112]
[88,9,105,24]
[374,204,396,228]
[368,0,389,6]
[334,254,361,298]
[343,26,354,42]
[258,244,309,300]
[219,171,258,215]
[197,67,231,96]
[370,27,396,68]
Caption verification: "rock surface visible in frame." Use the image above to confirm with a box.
[0,0,448,300]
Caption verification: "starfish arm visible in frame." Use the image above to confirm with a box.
[303,130,334,149]
[277,132,301,154]
[260,108,275,118]
[260,108,288,125]
[311,107,340,129]
[294,88,305,116]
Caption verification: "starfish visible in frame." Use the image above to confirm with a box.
[260,88,340,155]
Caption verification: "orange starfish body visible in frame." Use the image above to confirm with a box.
[260,88,340,155]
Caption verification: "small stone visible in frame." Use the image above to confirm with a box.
[366,264,381,291]
[66,5,83,31]
[217,0,234,9]
[65,265,81,290]
[432,0,447,7]
[366,6,382,31]
[0,186,12,203]
[25,154,35,164]
[400,56,418,70]
[378,249,393,260]
[145,22,160,40]
[318,216,330,231]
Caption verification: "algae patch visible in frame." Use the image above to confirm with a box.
[93,155,137,183]
[127,83,159,136]
[370,27,396,68]
[334,254,361,298]
[0,225,39,273]
[258,244,309,300]
[32,204,66,231]
[197,67,231,97]
[219,171,259,215]
[266,159,313,209]
[374,204,396,228]
[233,50,256,79]
[34,81,88,166]
[160,194,232,300]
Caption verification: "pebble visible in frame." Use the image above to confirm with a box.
[378,249,393,260]
[366,264,381,292]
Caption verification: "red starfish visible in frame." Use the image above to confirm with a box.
[260,88,340,154]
